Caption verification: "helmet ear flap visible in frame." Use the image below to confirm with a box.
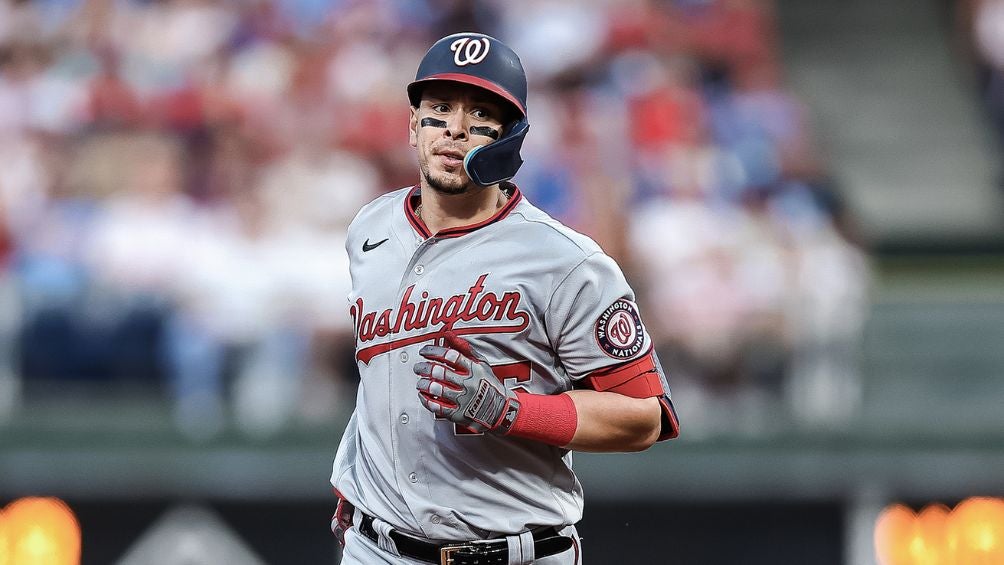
[463,117,529,187]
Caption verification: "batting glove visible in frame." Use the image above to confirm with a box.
[413,333,520,434]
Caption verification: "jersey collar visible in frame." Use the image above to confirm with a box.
[405,184,522,239]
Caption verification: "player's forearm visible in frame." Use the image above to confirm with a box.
[562,391,661,452]
[413,332,667,451]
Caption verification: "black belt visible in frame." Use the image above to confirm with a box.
[357,513,573,565]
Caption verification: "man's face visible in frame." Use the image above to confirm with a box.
[409,82,509,195]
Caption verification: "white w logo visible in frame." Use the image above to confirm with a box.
[450,37,491,66]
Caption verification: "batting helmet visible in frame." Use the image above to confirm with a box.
[408,32,529,187]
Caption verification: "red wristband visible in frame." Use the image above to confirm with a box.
[505,392,578,447]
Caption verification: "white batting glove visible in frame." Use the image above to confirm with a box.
[413,333,521,434]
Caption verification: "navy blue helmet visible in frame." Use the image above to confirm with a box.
[408,33,529,187]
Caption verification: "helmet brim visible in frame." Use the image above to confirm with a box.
[407,74,527,117]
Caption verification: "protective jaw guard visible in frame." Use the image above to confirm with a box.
[463,117,529,187]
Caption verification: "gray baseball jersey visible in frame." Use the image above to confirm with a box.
[331,185,675,541]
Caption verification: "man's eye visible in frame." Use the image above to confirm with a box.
[432,103,449,113]
[472,109,490,119]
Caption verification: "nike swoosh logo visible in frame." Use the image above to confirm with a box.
[362,238,389,252]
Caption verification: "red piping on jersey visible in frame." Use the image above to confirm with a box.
[405,185,523,239]
[406,186,431,237]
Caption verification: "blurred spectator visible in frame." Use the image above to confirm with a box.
[0,139,19,422]
[778,183,871,429]
[972,0,1004,153]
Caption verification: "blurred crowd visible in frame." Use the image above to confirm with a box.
[0,0,871,439]
[958,0,1004,168]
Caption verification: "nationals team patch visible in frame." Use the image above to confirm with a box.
[594,299,646,359]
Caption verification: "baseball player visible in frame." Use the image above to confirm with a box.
[330,32,680,565]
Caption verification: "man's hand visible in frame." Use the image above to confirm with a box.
[413,333,520,434]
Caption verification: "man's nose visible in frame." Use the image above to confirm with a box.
[443,111,468,140]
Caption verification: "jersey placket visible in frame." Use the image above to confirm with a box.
[390,235,441,533]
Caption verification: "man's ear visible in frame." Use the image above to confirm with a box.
[409,107,418,148]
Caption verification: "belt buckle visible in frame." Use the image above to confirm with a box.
[439,544,465,565]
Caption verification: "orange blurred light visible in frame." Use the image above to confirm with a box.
[875,504,917,565]
[948,497,1004,565]
[913,504,950,565]
[1,506,9,565]
[877,498,1004,565]
[2,498,80,565]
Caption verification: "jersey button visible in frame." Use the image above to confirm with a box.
[400,351,409,363]
[431,515,441,524]
[408,472,418,483]
[414,265,425,275]
[399,413,409,424]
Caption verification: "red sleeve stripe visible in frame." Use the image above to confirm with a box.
[583,352,658,394]
[584,351,681,442]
